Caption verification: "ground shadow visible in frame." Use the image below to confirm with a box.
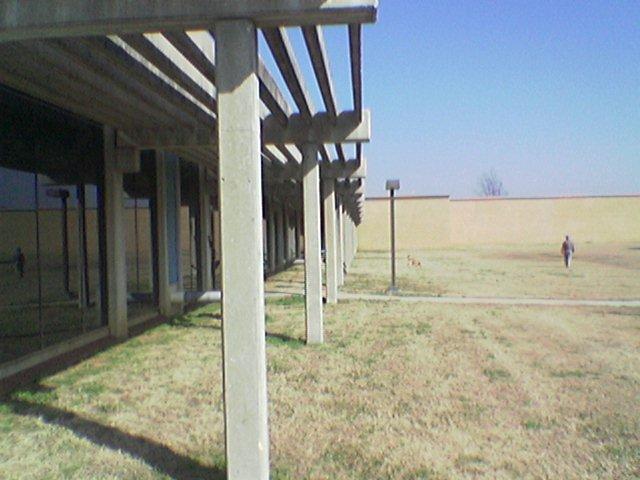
[265,331,306,347]
[3,385,226,480]
[169,315,305,345]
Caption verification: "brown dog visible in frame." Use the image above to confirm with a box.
[406,255,422,267]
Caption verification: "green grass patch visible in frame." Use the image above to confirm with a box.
[268,295,305,307]
[415,322,432,336]
[266,334,305,349]
[11,388,58,405]
[523,420,543,430]
[551,369,593,379]
[483,368,511,381]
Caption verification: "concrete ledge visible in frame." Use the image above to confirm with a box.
[128,311,162,328]
[0,326,110,381]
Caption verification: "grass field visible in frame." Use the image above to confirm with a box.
[1,295,638,479]
[339,242,640,300]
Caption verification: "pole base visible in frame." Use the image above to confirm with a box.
[386,286,400,295]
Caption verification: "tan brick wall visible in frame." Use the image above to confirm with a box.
[359,195,640,250]
[359,197,451,251]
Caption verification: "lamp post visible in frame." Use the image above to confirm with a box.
[385,179,400,294]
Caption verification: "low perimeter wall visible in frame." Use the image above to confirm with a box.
[358,194,640,250]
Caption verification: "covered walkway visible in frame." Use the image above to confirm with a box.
[0,2,378,478]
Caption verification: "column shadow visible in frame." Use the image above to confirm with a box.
[3,387,226,480]
[170,314,305,345]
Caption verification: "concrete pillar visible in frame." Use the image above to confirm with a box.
[173,160,183,293]
[344,208,352,270]
[268,206,276,273]
[76,183,89,311]
[295,209,302,258]
[103,126,127,339]
[275,206,285,268]
[283,204,290,262]
[212,208,221,288]
[336,196,344,287]
[216,19,269,480]
[302,143,323,344]
[352,212,358,258]
[197,165,213,291]
[323,179,338,304]
[155,153,172,316]
[288,208,295,260]
[348,215,355,266]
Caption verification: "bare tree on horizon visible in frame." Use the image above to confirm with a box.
[478,169,507,197]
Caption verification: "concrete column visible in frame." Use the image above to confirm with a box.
[173,160,183,293]
[212,208,221,288]
[197,165,213,291]
[76,183,89,311]
[353,213,358,257]
[344,209,352,271]
[295,209,302,258]
[302,143,323,344]
[275,206,285,268]
[348,216,355,266]
[283,204,290,262]
[323,179,338,304]
[216,19,269,480]
[268,207,276,273]
[155,153,172,316]
[103,126,127,339]
[336,196,344,287]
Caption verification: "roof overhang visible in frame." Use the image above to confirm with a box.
[0,0,378,42]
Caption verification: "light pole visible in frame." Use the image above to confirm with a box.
[385,179,400,294]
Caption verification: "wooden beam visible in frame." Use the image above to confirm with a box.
[0,1,378,41]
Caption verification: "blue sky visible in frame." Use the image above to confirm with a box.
[270,1,640,198]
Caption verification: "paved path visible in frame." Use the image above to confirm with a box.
[338,292,640,308]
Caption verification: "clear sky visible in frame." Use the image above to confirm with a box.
[348,1,639,198]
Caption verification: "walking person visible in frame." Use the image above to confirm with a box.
[561,235,575,268]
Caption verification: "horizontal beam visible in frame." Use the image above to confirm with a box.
[0,0,377,42]
[262,110,370,145]
[118,127,216,149]
[321,157,366,179]
[118,110,370,148]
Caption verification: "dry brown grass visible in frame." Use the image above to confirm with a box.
[1,297,639,479]
[344,242,640,300]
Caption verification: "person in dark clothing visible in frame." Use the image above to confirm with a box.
[561,235,575,268]
[15,247,26,278]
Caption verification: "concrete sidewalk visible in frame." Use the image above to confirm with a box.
[338,292,640,308]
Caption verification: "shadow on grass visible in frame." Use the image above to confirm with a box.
[170,315,305,346]
[265,331,306,348]
[3,385,226,480]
